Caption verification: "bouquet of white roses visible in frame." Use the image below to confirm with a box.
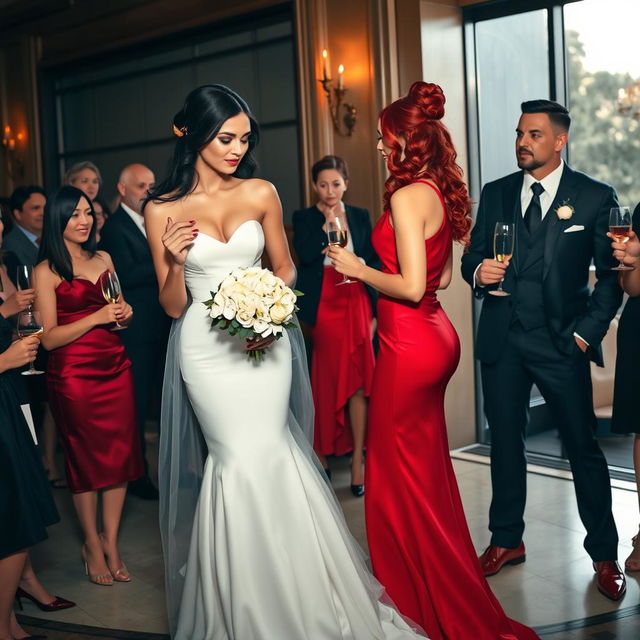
[203,267,302,360]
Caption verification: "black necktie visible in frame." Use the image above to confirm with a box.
[524,182,544,235]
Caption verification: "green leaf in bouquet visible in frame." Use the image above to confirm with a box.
[292,290,305,297]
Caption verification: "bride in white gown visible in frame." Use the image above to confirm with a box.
[145,84,427,640]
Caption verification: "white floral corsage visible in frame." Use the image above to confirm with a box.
[555,200,574,220]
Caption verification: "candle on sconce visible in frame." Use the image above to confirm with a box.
[337,64,344,90]
[322,49,329,81]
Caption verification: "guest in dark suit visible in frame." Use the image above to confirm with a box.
[99,163,170,500]
[4,186,45,267]
[4,186,64,490]
[462,100,625,601]
[292,155,377,496]
[609,203,640,571]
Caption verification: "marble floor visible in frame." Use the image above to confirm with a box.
[17,441,640,639]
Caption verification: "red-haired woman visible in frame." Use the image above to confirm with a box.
[329,82,539,639]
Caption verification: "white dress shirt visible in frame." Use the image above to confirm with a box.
[520,159,564,220]
[121,202,146,238]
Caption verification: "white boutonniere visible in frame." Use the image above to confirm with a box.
[555,200,574,220]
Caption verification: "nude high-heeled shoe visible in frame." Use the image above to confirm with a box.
[81,544,114,586]
[99,533,131,582]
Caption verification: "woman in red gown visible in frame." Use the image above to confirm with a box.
[35,186,143,586]
[293,156,377,494]
[328,82,539,639]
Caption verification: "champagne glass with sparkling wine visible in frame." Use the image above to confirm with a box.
[609,206,635,271]
[17,309,45,375]
[488,222,514,297]
[326,217,355,285]
[99,270,125,329]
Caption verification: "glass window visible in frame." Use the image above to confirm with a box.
[475,10,550,185]
[565,0,640,208]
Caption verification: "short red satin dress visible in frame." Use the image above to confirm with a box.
[47,273,144,493]
[311,266,375,456]
[366,182,539,640]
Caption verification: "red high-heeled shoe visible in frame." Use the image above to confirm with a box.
[14,587,75,612]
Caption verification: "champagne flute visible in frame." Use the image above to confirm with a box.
[488,222,514,297]
[326,217,355,285]
[16,265,34,309]
[17,309,45,376]
[99,270,125,329]
[609,206,635,271]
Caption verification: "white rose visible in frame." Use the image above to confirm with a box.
[237,306,256,328]
[260,271,278,289]
[253,319,270,335]
[222,300,237,320]
[209,302,224,319]
[269,302,291,324]
[556,205,574,220]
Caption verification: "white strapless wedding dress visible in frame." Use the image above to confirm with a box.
[170,219,425,640]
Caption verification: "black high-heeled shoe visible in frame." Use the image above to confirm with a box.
[350,484,364,498]
[15,587,76,612]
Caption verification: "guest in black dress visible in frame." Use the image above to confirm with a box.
[292,155,378,495]
[610,202,640,571]
[0,290,59,639]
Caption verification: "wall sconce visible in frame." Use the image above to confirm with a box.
[318,49,357,137]
[1,124,26,181]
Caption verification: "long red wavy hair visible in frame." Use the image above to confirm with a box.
[379,81,471,245]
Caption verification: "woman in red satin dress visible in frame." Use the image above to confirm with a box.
[35,186,143,586]
[328,82,539,639]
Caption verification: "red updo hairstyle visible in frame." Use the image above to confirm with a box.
[379,81,471,245]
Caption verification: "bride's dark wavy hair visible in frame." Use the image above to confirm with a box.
[380,81,471,245]
[145,84,260,207]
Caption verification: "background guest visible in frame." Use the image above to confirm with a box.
[0,212,63,640]
[4,186,63,490]
[92,195,111,243]
[292,156,376,494]
[462,99,624,601]
[4,186,45,266]
[610,204,640,570]
[63,161,102,202]
[35,186,143,585]
[99,163,170,500]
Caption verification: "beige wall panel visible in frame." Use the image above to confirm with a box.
[420,1,476,448]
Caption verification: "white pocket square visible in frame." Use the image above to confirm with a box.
[564,225,584,233]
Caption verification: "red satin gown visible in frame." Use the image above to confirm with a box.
[366,181,539,640]
[47,273,144,493]
[312,265,375,456]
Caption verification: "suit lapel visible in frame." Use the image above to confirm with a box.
[543,165,578,280]
[117,207,148,253]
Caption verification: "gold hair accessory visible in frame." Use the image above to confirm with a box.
[172,124,187,137]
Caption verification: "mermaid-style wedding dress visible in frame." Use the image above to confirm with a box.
[160,219,426,640]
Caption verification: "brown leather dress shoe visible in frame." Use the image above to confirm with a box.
[478,542,526,577]
[594,561,626,601]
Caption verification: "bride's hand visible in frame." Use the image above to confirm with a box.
[246,335,276,351]
[162,217,198,265]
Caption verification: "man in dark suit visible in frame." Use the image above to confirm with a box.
[461,100,625,600]
[99,163,170,500]
[4,185,46,267]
